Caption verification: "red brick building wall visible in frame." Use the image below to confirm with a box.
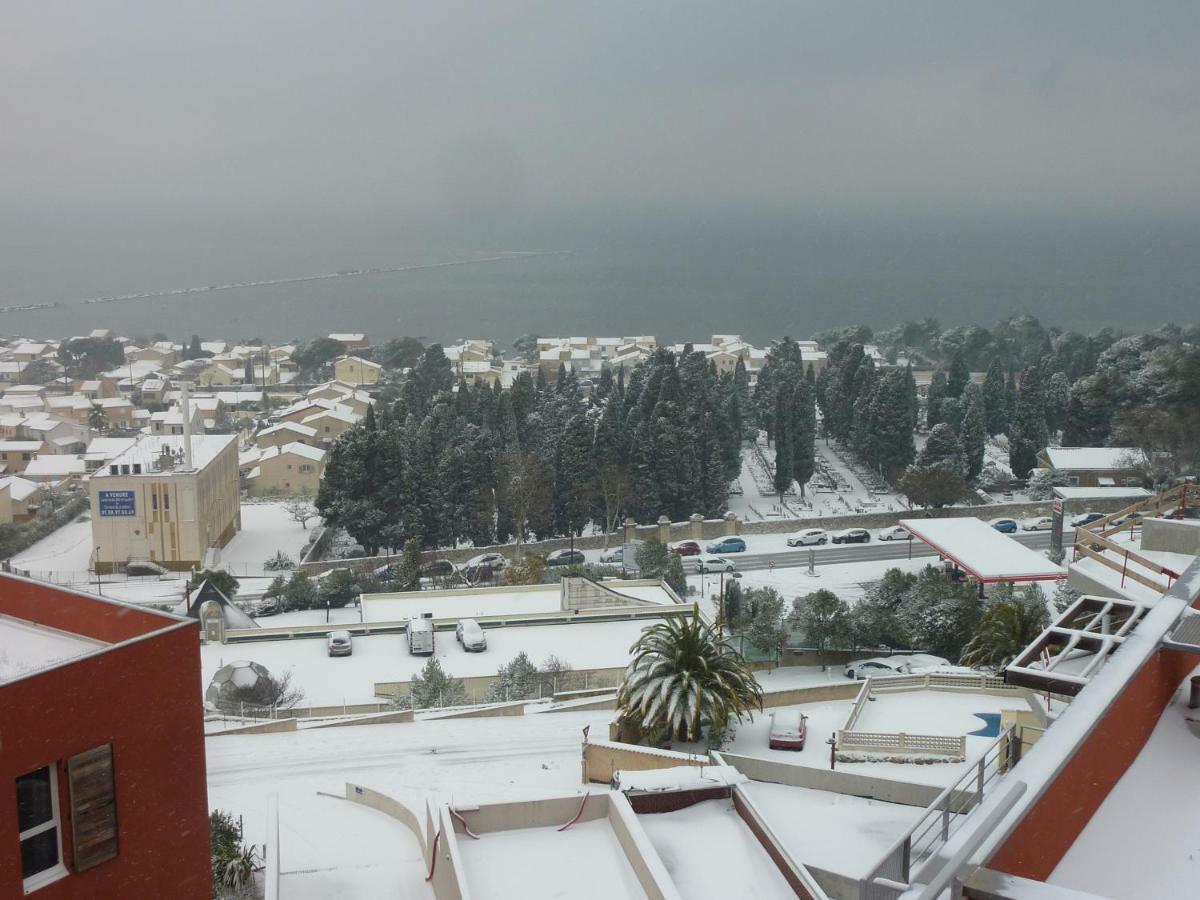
[987,645,1196,879]
[0,577,210,898]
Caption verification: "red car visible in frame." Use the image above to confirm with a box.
[768,710,808,751]
[669,541,702,557]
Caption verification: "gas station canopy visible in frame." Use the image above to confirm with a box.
[900,517,1067,583]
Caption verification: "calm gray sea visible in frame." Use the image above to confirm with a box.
[1,213,1196,345]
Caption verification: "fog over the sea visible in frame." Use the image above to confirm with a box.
[2,2,1198,340]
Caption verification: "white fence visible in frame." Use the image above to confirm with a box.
[837,730,966,757]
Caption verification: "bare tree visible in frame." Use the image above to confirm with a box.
[496,451,552,552]
[595,461,630,549]
[284,495,317,530]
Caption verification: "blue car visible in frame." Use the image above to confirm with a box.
[706,537,747,554]
[989,518,1018,534]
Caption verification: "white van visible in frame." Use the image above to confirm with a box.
[456,618,487,652]
[408,615,435,655]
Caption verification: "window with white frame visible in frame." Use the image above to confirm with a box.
[16,765,65,890]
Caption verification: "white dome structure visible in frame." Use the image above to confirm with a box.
[205,660,272,708]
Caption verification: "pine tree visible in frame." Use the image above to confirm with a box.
[396,539,422,591]
[947,350,969,399]
[790,380,816,496]
[409,657,468,709]
[918,423,967,477]
[1008,367,1049,477]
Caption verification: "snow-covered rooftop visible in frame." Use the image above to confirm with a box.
[900,517,1066,582]
[362,581,676,623]
[1042,447,1145,471]
[1053,486,1152,501]
[97,433,235,474]
[0,614,106,683]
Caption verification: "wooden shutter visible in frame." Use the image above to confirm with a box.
[66,744,119,871]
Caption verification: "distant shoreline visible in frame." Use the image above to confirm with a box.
[0,250,567,316]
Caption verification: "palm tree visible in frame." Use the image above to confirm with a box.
[960,596,1049,669]
[617,615,763,743]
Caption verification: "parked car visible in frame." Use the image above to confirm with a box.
[845,657,906,680]
[787,528,828,547]
[1070,511,1106,528]
[697,556,735,573]
[326,630,353,657]
[419,559,457,578]
[455,618,487,652]
[408,616,435,655]
[1165,506,1200,521]
[669,541,702,557]
[465,552,509,570]
[599,546,621,563]
[545,549,586,567]
[255,598,279,617]
[877,525,911,541]
[707,537,747,554]
[1021,516,1053,531]
[768,710,808,751]
[831,528,870,545]
[461,563,500,583]
[890,653,950,672]
[989,517,1019,533]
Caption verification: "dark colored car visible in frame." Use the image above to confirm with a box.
[419,559,457,578]
[989,518,1019,534]
[1166,506,1200,520]
[545,549,586,566]
[706,537,747,554]
[831,528,870,544]
[1071,512,1107,528]
[670,541,702,557]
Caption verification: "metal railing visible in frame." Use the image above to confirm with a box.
[859,725,1018,900]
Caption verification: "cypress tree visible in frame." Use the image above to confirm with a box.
[773,384,794,498]
[960,384,987,481]
[982,358,1008,436]
[947,349,970,398]
[790,379,816,497]
[926,369,947,429]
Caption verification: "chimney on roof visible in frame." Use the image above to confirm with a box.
[180,380,195,470]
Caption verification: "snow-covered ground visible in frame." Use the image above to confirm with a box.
[740,780,920,878]
[722,690,1026,788]
[639,798,797,899]
[219,500,314,572]
[201,617,654,707]
[11,514,96,579]
[1049,667,1200,899]
[458,818,646,899]
[206,711,615,896]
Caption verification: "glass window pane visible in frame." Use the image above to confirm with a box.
[21,828,59,878]
[16,768,52,832]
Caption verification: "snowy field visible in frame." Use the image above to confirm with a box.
[458,819,647,899]
[1049,668,1200,899]
[206,711,615,897]
[218,500,314,572]
[639,799,797,899]
[740,780,920,878]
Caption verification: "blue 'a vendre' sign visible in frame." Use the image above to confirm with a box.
[97,490,136,517]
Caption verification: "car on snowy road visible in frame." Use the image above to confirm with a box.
[326,631,353,657]
[545,549,586,566]
[831,528,871,545]
[877,525,912,541]
[707,537,747,554]
[787,528,828,547]
[1070,512,1106,528]
[697,556,736,573]
[1021,516,1053,531]
[465,552,509,571]
[989,517,1019,533]
[669,541,702,557]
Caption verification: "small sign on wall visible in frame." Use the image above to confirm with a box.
[98,490,136,517]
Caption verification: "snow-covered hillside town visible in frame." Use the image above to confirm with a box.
[1,317,1199,900]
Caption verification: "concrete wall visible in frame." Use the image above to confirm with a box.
[208,718,298,737]
[303,498,1142,575]
[730,783,828,900]
[760,681,862,708]
[717,750,947,808]
[583,740,707,784]
[421,700,528,721]
[307,709,414,728]
[1142,518,1200,556]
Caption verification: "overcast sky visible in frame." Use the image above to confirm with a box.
[4,1,1199,241]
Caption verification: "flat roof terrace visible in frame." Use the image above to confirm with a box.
[0,614,106,683]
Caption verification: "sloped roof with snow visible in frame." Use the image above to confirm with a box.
[1043,447,1146,471]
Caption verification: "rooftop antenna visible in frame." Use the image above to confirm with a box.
[180,380,195,470]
